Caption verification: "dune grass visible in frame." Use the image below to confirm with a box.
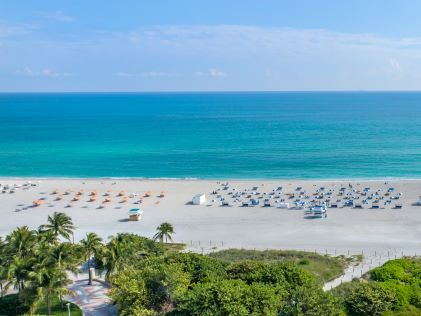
[163,242,186,253]
[208,248,351,284]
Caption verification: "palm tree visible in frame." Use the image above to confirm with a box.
[48,242,81,307]
[27,264,72,316]
[5,226,37,258]
[50,242,81,275]
[97,237,124,281]
[80,233,103,285]
[0,237,7,297]
[153,222,174,243]
[37,228,57,246]
[5,256,32,293]
[0,265,5,297]
[39,212,75,242]
[3,227,37,294]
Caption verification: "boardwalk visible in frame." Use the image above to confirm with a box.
[323,248,415,291]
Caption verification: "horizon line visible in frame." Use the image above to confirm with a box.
[2,89,421,94]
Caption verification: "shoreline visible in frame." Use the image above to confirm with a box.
[2,176,421,182]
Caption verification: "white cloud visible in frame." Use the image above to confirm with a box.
[15,68,71,77]
[0,23,34,38]
[196,69,227,77]
[36,11,76,22]
[116,71,179,77]
[141,71,179,78]
[4,24,421,91]
[115,72,134,77]
[209,68,226,77]
[120,25,421,53]
[389,58,402,73]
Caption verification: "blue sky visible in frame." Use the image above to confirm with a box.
[2,0,421,91]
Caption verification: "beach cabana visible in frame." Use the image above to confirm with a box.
[129,208,142,221]
[192,194,206,205]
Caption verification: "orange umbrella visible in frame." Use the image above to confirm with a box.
[32,199,42,206]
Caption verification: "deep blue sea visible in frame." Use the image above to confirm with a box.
[1,92,421,179]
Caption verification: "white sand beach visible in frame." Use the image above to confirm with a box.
[1,178,421,255]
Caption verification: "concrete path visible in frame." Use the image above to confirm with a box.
[323,248,416,291]
[66,274,117,316]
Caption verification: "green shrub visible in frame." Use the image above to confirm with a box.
[110,251,330,315]
[164,252,227,283]
[280,283,341,316]
[381,280,412,309]
[0,294,29,316]
[176,279,280,316]
[227,260,314,291]
[344,282,398,315]
[370,259,417,283]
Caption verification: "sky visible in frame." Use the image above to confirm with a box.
[1,0,421,92]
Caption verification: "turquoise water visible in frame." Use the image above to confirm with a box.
[1,92,421,179]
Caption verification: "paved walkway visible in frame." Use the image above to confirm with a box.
[323,248,416,291]
[66,274,117,316]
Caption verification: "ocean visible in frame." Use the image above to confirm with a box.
[1,92,421,179]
